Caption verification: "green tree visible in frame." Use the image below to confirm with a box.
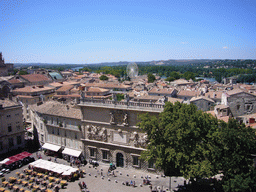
[18,70,29,75]
[138,102,256,191]
[138,102,220,179]
[148,73,156,83]
[169,71,180,79]
[116,93,124,101]
[183,71,195,80]
[79,67,91,72]
[99,75,109,81]
[165,77,175,82]
[217,119,256,192]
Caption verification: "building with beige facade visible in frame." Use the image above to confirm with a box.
[0,99,25,155]
[29,102,83,160]
[29,96,164,173]
[78,97,164,172]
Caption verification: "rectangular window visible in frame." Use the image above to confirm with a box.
[0,142,3,151]
[8,124,12,132]
[52,128,55,134]
[17,136,22,145]
[133,156,139,166]
[41,134,44,142]
[8,138,14,148]
[102,151,108,160]
[57,129,60,135]
[40,123,43,130]
[75,133,77,140]
[90,148,95,157]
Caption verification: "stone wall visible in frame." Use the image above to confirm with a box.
[227,92,256,117]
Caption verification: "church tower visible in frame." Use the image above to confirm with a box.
[0,52,4,65]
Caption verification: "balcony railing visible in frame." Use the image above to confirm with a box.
[79,98,164,111]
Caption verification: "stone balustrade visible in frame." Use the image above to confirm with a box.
[79,98,164,111]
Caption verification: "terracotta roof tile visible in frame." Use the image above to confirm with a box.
[177,90,199,97]
[8,79,22,84]
[0,99,21,108]
[190,96,214,103]
[56,85,74,92]
[149,87,175,94]
[13,86,55,93]
[30,101,81,119]
[20,74,51,83]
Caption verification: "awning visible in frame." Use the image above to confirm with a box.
[0,158,10,165]
[42,143,61,152]
[3,151,32,165]
[62,148,82,157]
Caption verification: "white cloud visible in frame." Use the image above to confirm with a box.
[181,42,188,45]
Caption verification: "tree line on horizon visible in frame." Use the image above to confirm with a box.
[14,59,256,84]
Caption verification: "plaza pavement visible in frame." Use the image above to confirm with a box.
[1,151,188,192]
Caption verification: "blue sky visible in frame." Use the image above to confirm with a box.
[1,0,256,64]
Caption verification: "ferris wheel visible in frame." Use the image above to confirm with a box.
[126,62,139,79]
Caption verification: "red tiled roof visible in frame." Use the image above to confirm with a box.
[177,90,199,97]
[86,87,109,93]
[20,74,51,83]
[149,87,175,94]
[8,79,22,84]
[56,85,74,92]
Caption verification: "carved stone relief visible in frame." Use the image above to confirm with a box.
[109,112,116,124]
[109,110,129,126]
[87,125,109,142]
[129,132,147,148]
[123,113,128,126]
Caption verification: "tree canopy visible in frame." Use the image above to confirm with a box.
[147,73,156,83]
[99,75,109,81]
[138,102,256,191]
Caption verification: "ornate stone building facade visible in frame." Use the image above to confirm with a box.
[78,98,164,172]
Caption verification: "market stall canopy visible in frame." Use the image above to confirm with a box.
[0,158,10,165]
[42,143,61,152]
[29,159,78,176]
[62,148,82,157]
[4,151,32,165]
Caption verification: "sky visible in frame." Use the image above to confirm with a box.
[1,0,256,64]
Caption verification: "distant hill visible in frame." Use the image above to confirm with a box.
[13,59,240,68]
